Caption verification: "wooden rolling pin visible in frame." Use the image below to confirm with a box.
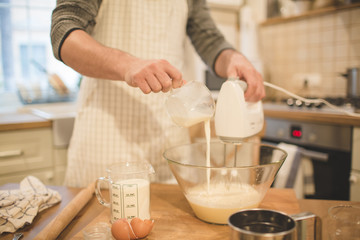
[34,182,95,240]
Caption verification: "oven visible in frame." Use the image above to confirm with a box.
[262,94,360,201]
[262,117,352,200]
[261,94,360,201]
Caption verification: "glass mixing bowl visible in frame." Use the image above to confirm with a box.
[163,141,287,224]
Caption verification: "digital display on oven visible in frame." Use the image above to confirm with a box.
[290,125,302,139]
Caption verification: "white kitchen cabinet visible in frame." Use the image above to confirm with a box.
[352,127,360,170]
[350,170,360,201]
[53,147,68,185]
[0,128,67,186]
[350,127,360,201]
[0,128,52,174]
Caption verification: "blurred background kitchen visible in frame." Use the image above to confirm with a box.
[0,0,359,201]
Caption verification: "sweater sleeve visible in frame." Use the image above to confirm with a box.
[186,0,235,74]
[50,0,102,61]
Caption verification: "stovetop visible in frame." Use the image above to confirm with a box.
[264,96,360,115]
[284,97,360,109]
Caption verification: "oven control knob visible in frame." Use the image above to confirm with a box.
[308,133,317,142]
[276,128,285,137]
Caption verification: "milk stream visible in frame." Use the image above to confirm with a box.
[204,119,211,192]
[172,113,212,192]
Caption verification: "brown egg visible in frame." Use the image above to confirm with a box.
[111,218,137,240]
[130,218,154,238]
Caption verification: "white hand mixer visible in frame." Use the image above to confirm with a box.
[166,78,360,142]
[214,77,264,143]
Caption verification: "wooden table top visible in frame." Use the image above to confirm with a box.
[0,184,359,240]
[0,112,51,131]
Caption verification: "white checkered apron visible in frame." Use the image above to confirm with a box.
[64,0,190,187]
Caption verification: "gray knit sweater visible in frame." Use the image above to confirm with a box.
[50,0,233,72]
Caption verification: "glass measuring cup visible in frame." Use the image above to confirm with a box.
[95,161,155,223]
[327,205,360,240]
[165,81,215,127]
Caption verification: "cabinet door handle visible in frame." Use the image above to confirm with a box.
[0,149,23,158]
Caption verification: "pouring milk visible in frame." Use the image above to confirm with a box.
[165,81,215,179]
[165,81,214,169]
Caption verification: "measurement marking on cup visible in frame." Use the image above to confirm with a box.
[122,183,139,220]
[111,183,123,222]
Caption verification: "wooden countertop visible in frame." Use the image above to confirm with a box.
[1,102,359,133]
[263,104,360,127]
[0,112,51,131]
[0,183,359,240]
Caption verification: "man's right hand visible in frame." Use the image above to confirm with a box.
[124,58,184,94]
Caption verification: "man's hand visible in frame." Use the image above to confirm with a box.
[124,58,184,94]
[214,49,265,102]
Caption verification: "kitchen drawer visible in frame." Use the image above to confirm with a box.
[0,128,53,175]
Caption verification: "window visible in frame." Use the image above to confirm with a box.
[20,44,46,79]
[0,0,79,106]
